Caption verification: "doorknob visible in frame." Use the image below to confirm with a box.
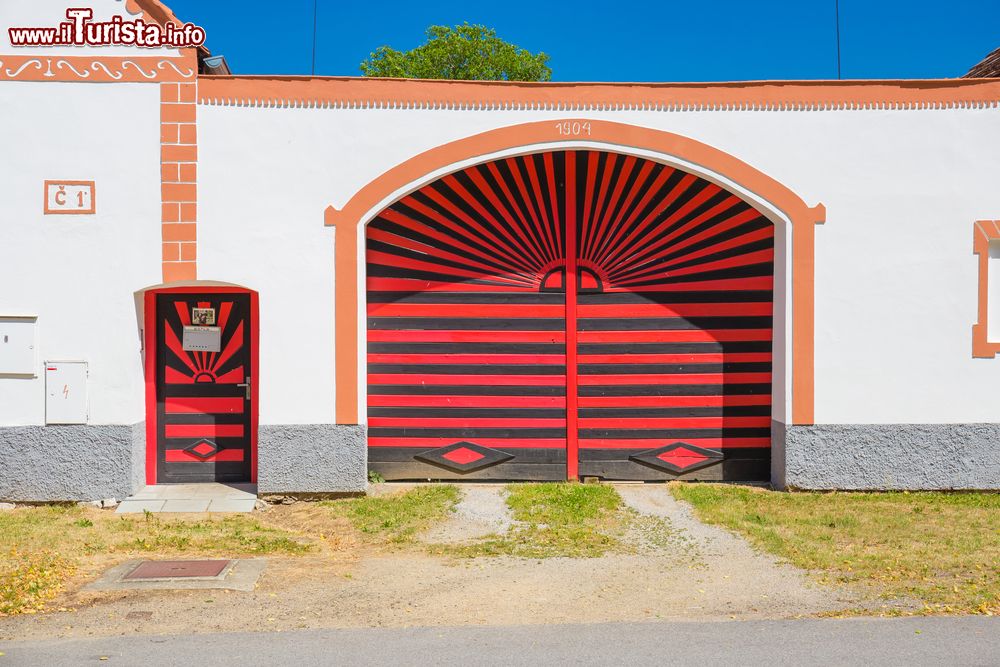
[237,377,251,400]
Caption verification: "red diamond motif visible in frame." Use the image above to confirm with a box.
[656,446,708,470]
[190,440,217,457]
[441,447,485,465]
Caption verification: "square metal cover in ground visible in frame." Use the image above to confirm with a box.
[124,560,231,580]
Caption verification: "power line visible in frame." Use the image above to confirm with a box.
[311,0,318,76]
[835,0,842,79]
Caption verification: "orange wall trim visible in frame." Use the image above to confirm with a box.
[200,75,1000,111]
[326,119,825,426]
[973,220,1000,358]
[160,73,198,282]
[0,52,196,83]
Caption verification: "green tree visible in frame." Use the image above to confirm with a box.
[360,24,551,81]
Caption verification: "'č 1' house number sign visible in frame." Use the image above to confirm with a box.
[44,180,95,215]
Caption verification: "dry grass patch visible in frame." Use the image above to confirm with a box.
[0,549,74,616]
[670,483,1000,614]
[0,504,315,616]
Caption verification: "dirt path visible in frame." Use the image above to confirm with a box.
[420,484,514,543]
[0,485,864,641]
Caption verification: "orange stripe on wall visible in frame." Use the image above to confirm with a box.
[199,76,1000,111]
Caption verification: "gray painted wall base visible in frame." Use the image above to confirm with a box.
[0,423,145,501]
[6,420,995,498]
[776,422,1000,490]
[258,424,367,494]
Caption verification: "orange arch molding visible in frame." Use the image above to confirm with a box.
[325,119,826,425]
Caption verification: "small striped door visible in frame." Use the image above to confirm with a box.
[155,292,252,483]
[366,150,773,480]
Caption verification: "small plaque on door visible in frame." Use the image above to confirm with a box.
[182,326,221,352]
[192,307,216,325]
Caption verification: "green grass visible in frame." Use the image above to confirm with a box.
[321,485,460,544]
[670,483,1000,614]
[448,483,635,559]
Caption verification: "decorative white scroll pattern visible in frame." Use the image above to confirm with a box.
[0,55,195,82]
[55,59,91,78]
[121,60,159,79]
[157,59,195,78]
[4,58,44,77]
[90,61,123,80]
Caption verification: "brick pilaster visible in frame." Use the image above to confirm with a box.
[160,81,197,282]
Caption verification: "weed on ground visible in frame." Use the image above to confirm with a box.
[321,485,460,545]
[670,483,1000,615]
[444,483,669,559]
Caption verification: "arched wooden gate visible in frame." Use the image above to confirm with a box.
[365,150,773,480]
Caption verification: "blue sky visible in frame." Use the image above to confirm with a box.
[164,0,999,81]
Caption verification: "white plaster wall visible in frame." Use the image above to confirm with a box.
[0,0,178,56]
[0,81,161,425]
[196,109,338,426]
[196,103,1000,425]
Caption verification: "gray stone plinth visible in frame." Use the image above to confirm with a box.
[775,422,1000,490]
[258,424,366,493]
[0,423,145,501]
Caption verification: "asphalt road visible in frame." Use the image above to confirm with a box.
[2,617,998,666]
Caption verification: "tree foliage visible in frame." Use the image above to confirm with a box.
[360,24,551,82]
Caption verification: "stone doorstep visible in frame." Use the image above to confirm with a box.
[128,484,256,500]
[84,559,266,592]
[117,483,258,514]
[116,498,257,514]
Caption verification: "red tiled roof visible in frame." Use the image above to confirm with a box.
[964,47,1000,78]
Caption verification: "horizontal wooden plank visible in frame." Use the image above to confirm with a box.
[580,447,769,461]
[164,397,244,414]
[368,446,566,463]
[578,458,769,481]
[370,462,566,481]
[164,423,244,438]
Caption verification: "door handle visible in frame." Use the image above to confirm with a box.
[237,377,251,400]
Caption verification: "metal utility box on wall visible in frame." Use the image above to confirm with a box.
[45,361,88,424]
[0,316,38,376]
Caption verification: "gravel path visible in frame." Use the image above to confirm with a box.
[420,485,514,543]
[616,483,772,558]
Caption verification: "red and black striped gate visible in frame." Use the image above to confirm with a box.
[366,150,772,481]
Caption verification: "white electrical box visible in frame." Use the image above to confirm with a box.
[0,316,38,376]
[45,361,88,425]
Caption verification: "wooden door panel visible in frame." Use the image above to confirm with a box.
[155,292,252,483]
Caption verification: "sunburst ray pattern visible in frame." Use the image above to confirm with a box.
[366,150,773,480]
[155,293,252,482]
